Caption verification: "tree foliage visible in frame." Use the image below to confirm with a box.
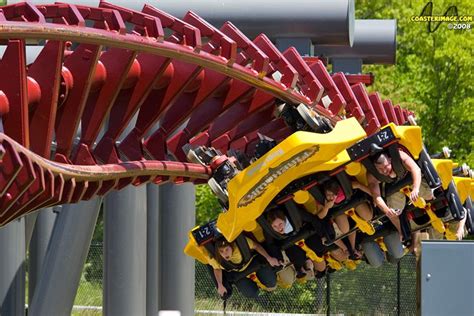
[195,185,222,225]
[357,0,473,165]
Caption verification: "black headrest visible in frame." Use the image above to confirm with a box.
[254,133,277,159]
[308,186,325,205]
[334,172,353,200]
[370,143,384,156]
[285,200,303,231]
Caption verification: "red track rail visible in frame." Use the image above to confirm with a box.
[0,2,412,226]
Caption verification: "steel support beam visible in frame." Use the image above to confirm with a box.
[314,19,397,65]
[147,183,160,316]
[8,0,355,46]
[332,58,362,74]
[104,185,147,316]
[276,38,313,56]
[29,198,102,316]
[0,219,25,316]
[28,207,57,305]
[158,183,195,315]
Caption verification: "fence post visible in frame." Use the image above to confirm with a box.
[326,273,331,316]
[397,260,401,316]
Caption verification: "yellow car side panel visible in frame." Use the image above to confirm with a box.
[432,159,454,190]
[391,125,423,159]
[453,176,473,204]
[347,162,369,187]
[251,223,265,243]
[184,232,211,265]
[345,161,362,177]
[217,117,367,241]
[300,193,318,215]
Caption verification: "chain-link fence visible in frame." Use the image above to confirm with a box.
[74,243,417,315]
[75,243,103,308]
[195,263,327,314]
[195,255,417,315]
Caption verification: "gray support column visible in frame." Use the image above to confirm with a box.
[8,0,355,46]
[0,218,26,316]
[28,207,57,305]
[147,184,160,316]
[29,198,102,316]
[25,213,38,249]
[159,183,195,315]
[314,19,397,65]
[275,38,313,56]
[104,185,147,316]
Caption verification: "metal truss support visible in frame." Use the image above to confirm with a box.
[104,185,147,316]
[29,198,102,315]
[158,183,195,315]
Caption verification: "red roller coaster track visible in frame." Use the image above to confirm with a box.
[0,1,412,227]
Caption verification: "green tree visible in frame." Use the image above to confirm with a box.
[195,184,222,225]
[358,0,473,165]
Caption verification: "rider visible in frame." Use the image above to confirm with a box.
[320,179,373,260]
[362,150,433,267]
[211,237,281,299]
[367,150,433,239]
[266,208,324,278]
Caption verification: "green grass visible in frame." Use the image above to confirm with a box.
[26,278,102,315]
[71,281,102,315]
[72,310,102,316]
[74,281,102,306]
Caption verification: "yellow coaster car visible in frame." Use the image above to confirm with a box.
[216,117,452,246]
[453,171,474,236]
[217,117,367,242]
[186,107,469,279]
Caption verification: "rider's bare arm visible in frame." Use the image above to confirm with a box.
[399,150,422,202]
[253,242,281,267]
[367,173,393,216]
[316,200,333,219]
[351,181,372,195]
[213,268,227,296]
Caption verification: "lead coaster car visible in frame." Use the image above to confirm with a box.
[215,117,368,242]
[183,103,333,208]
